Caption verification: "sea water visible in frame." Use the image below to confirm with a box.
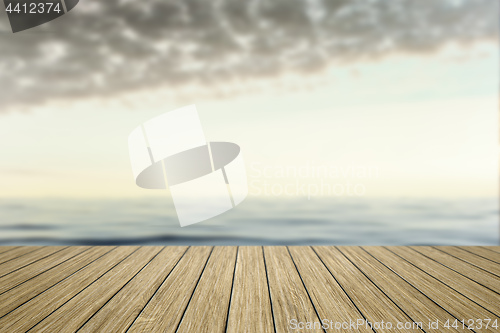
[0,197,497,245]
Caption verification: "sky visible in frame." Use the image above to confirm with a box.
[0,0,498,199]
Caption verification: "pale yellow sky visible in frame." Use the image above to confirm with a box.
[0,42,497,198]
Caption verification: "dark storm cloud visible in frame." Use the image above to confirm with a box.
[0,0,496,110]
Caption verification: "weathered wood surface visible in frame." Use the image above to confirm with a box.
[0,246,498,333]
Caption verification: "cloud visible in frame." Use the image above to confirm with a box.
[0,0,497,111]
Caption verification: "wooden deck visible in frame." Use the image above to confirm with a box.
[0,246,498,332]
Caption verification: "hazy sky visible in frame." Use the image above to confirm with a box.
[0,0,497,198]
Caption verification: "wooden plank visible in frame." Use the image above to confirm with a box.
[226,246,274,333]
[435,246,500,277]
[0,246,19,256]
[0,247,41,265]
[30,246,163,332]
[0,246,139,333]
[459,247,500,264]
[366,247,500,321]
[176,246,238,333]
[339,246,469,333]
[77,246,188,333]
[0,246,88,294]
[484,246,500,253]
[393,247,500,315]
[312,246,420,332]
[0,246,113,318]
[411,246,500,294]
[288,247,373,333]
[127,246,213,333]
[264,246,323,333]
[0,246,498,332]
[0,246,45,268]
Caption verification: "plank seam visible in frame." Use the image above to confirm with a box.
[480,247,500,254]
[0,247,20,256]
[0,247,117,320]
[25,247,143,332]
[224,246,239,333]
[75,247,167,332]
[331,247,427,333]
[308,247,376,333]
[124,246,191,333]
[431,247,500,279]
[0,246,91,297]
[413,247,500,293]
[262,246,277,333]
[457,247,500,264]
[385,247,500,318]
[174,246,215,333]
[362,247,479,333]
[0,247,40,265]
[286,247,328,333]
[0,246,69,279]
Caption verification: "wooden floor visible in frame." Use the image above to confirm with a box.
[0,246,498,333]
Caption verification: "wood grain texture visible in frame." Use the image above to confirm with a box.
[0,246,88,294]
[0,246,113,318]
[366,246,500,321]
[0,246,42,265]
[0,246,19,256]
[128,246,213,333]
[0,246,498,333]
[288,246,373,333]
[435,246,500,277]
[226,246,274,333]
[393,247,500,315]
[264,246,323,333]
[0,246,58,277]
[409,246,500,295]
[0,246,139,333]
[30,247,163,333]
[313,246,420,332]
[176,246,238,333]
[339,246,469,333]
[78,246,188,333]
[484,246,500,253]
[459,246,500,264]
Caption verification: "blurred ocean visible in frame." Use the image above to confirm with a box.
[0,197,497,246]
